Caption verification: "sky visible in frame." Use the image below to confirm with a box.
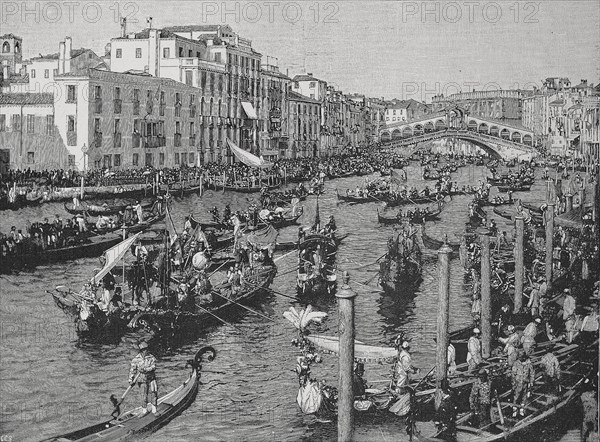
[2,0,599,101]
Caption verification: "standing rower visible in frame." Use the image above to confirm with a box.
[129,341,158,415]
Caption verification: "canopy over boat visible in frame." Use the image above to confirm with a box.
[555,206,586,228]
[306,334,397,363]
[226,138,273,169]
[240,224,279,249]
[91,232,141,284]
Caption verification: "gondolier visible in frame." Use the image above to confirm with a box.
[391,338,418,394]
[129,341,158,415]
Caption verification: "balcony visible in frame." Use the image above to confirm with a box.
[174,133,182,147]
[133,101,140,116]
[113,99,122,114]
[132,132,141,148]
[113,132,122,148]
[93,131,102,147]
[143,135,161,148]
[94,99,102,114]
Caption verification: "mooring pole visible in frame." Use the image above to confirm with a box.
[566,193,573,212]
[514,216,525,313]
[545,203,555,291]
[480,234,492,359]
[435,243,452,411]
[336,271,356,442]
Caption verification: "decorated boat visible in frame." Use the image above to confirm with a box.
[377,203,443,225]
[297,233,339,297]
[379,231,423,293]
[497,183,533,193]
[42,346,216,441]
[64,199,154,216]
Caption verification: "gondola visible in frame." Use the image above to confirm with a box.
[497,183,532,193]
[493,207,514,220]
[42,346,217,442]
[420,231,461,252]
[1,211,166,273]
[328,170,354,179]
[63,200,154,216]
[206,181,279,193]
[377,205,443,225]
[130,264,277,334]
[0,193,44,211]
[379,233,423,294]
[385,194,439,207]
[336,189,386,204]
[297,233,339,297]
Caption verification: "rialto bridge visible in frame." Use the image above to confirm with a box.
[379,108,539,160]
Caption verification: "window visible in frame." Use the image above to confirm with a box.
[159,152,165,166]
[114,119,120,133]
[215,52,221,63]
[26,115,34,133]
[53,69,58,76]
[178,47,183,57]
[189,122,194,134]
[44,69,49,78]
[174,153,180,164]
[67,116,75,132]
[133,88,140,101]
[188,152,194,164]
[113,154,121,167]
[132,153,139,166]
[181,153,187,164]
[116,48,122,58]
[68,155,75,167]
[0,115,5,131]
[135,48,142,58]
[46,115,54,135]
[185,70,192,86]
[94,85,101,99]
[163,47,170,58]
[27,152,34,164]
[94,118,100,132]
[31,69,36,78]
[196,51,200,58]
[175,121,181,133]
[2,42,9,53]
[310,94,315,99]
[67,85,76,102]
[12,114,20,130]
[188,49,192,57]
[114,87,121,100]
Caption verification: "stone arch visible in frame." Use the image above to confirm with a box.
[435,119,446,131]
[413,124,424,135]
[424,122,434,133]
[478,123,488,133]
[468,120,478,131]
[490,126,499,137]
[511,132,522,143]
[402,127,413,138]
[380,131,391,142]
[500,128,510,140]
[14,41,20,53]
[2,42,10,53]
[391,129,402,140]
[523,134,533,146]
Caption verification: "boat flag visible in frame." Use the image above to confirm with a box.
[91,232,141,284]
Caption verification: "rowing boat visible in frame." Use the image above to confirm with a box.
[377,206,443,225]
[63,200,154,216]
[42,346,216,441]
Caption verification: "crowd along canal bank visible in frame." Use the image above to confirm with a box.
[0,152,598,441]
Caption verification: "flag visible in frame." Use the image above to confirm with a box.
[390,169,405,185]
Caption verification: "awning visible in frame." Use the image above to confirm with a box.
[306,334,397,363]
[241,101,258,120]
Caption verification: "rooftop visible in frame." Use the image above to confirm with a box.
[163,25,231,33]
[31,48,90,60]
[288,90,320,104]
[0,33,21,40]
[0,93,53,105]
[293,74,321,83]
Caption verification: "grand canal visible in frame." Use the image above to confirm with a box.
[0,163,584,441]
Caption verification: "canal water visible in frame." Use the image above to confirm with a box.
[0,163,581,441]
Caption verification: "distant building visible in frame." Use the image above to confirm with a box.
[260,63,291,160]
[432,90,528,122]
[288,91,320,158]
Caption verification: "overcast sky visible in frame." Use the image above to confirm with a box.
[3,0,599,101]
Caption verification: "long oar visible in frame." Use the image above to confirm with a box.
[244,280,297,301]
[195,303,243,331]
[111,373,140,417]
[210,291,275,322]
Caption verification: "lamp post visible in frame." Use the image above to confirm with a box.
[81,143,88,173]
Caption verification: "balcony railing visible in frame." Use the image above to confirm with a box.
[94,99,102,114]
[174,133,182,147]
[143,135,164,148]
[113,99,122,114]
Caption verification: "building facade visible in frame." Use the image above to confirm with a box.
[259,64,291,160]
[288,91,320,158]
[432,90,527,122]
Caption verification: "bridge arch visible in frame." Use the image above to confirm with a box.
[413,124,424,136]
[468,120,478,131]
[380,131,391,142]
[424,122,434,133]
[391,128,402,139]
[478,123,488,134]
[435,119,446,131]
[523,134,533,146]
[500,128,510,140]
[490,126,499,137]
[511,132,522,143]
[402,127,413,138]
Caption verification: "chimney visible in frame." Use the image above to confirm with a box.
[58,41,65,74]
[64,37,72,74]
[148,28,159,76]
[120,17,127,38]
[147,17,153,29]
[307,72,313,76]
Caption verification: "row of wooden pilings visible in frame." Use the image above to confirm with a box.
[334,201,559,440]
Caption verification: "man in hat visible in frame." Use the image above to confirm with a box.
[527,282,541,318]
[493,303,513,338]
[499,325,521,367]
[469,368,492,427]
[129,341,158,415]
[467,328,483,370]
[511,352,534,417]
[538,276,547,299]
[522,317,541,355]
[447,343,457,375]
[540,351,561,395]
[391,338,418,394]
[133,200,144,224]
[563,289,577,322]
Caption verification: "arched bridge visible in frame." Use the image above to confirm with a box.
[379,109,539,160]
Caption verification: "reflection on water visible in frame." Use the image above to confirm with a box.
[0,164,574,441]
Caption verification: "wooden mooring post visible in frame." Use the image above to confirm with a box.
[545,203,555,291]
[480,234,492,359]
[514,216,524,313]
[435,243,452,410]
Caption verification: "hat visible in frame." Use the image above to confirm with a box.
[564,288,571,293]
[535,317,542,324]
[138,341,148,350]
[401,341,410,349]
[507,325,515,332]
[473,328,481,334]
